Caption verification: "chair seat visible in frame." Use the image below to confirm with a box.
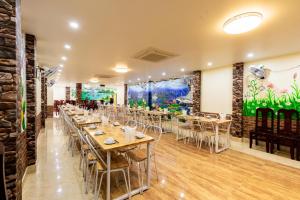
[96,155,129,171]
[82,144,89,151]
[117,146,137,153]
[127,149,147,162]
[87,153,96,161]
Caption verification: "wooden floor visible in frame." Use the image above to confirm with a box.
[125,132,300,200]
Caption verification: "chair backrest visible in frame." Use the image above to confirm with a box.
[144,125,162,148]
[255,108,274,133]
[136,122,146,133]
[277,109,299,136]
[85,134,107,168]
[126,120,137,128]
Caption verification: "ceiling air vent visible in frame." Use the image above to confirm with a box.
[134,47,178,62]
[95,74,115,79]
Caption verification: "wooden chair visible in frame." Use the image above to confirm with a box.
[249,108,274,153]
[271,109,300,160]
[126,125,162,193]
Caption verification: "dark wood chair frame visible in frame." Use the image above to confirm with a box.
[271,109,300,160]
[249,108,275,153]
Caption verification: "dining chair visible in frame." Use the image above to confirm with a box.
[249,108,275,153]
[85,134,131,200]
[126,125,162,194]
[271,109,300,159]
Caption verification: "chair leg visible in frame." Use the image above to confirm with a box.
[266,138,270,153]
[153,155,159,181]
[290,145,295,160]
[127,168,132,199]
[249,133,253,148]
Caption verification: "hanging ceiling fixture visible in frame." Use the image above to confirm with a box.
[223,12,263,34]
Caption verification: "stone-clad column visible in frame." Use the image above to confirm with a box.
[232,62,244,137]
[25,34,36,166]
[192,70,201,115]
[76,83,82,104]
[124,84,128,105]
[0,0,27,199]
[66,86,70,100]
[41,69,46,127]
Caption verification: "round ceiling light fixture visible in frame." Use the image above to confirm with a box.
[113,64,129,73]
[223,12,263,34]
[89,78,99,83]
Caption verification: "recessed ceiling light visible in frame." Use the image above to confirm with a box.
[89,78,99,83]
[207,62,213,66]
[128,80,132,83]
[162,72,166,76]
[64,44,71,50]
[148,75,152,79]
[113,64,129,73]
[137,78,141,81]
[247,53,254,58]
[223,12,263,34]
[61,56,67,61]
[180,68,185,72]
[59,64,64,68]
[58,69,62,72]
[69,21,79,29]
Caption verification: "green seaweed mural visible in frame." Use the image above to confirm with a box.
[243,74,300,116]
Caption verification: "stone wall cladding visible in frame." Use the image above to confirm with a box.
[47,106,53,117]
[0,0,27,199]
[124,84,128,105]
[232,62,244,137]
[65,86,70,100]
[76,83,82,104]
[41,69,46,127]
[192,71,201,115]
[25,34,36,166]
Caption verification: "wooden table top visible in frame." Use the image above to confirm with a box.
[72,116,101,127]
[177,115,231,124]
[83,125,154,151]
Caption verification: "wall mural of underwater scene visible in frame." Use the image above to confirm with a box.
[152,78,192,113]
[81,84,116,102]
[243,65,300,117]
[128,77,192,114]
[128,84,149,108]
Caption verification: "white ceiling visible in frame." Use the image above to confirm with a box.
[22,0,300,84]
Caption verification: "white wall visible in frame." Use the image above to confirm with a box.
[52,85,66,101]
[47,86,54,106]
[107,84,124,105]
[201,66,233,114]
[244,53,300,94]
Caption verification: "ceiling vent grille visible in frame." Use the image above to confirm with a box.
[134,47,178,62]
[95,74,115,79]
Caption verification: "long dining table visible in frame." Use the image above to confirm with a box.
[177,115,232,153]
[83,124,154,200]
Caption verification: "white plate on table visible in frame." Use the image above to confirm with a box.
[136,132,145,139]
[113,122,120,126]
[89,125,97,129]
[104,137,116,145]
[94,130,104,136]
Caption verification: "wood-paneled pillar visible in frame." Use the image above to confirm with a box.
[124,84,128,106]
